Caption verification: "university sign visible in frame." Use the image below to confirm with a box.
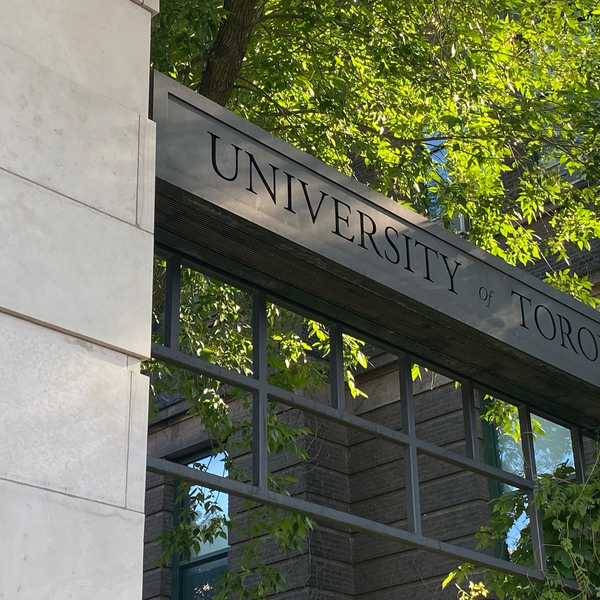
[151,71,600,427]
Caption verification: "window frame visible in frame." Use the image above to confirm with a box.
[149,244,592,588]
[171,449,230,600]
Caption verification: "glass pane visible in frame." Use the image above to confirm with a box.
[481,396,525,481]
[186,453,229,559]
[180,555,228,600]
[531,414,574,475]
[152,255,167,345]
[179,266,253,376]
[506,508,529,555]
[267,302,330,395]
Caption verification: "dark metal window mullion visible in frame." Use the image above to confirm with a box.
[570,426,587,483]
[461,381,480,461]
[330,324,345,411]
[252,291,269,490]
[518,405,547,571]
[150,341,534,490]
[398,355,422,536]
[164,255,181,350]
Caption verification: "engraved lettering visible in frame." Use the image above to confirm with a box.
[558,314,579,354]
[384,226,400,264]
[209,132,241,181]
[578,327,598,362]
[299,179,328,224]
[246,152,279,205]
[331,197,354,243]
[511,290,532,329]
[440,254,461,294]
[284,171,296,214]
[534,304,556,341]
[357,211,383,258]
[414,240,438,282]
[403,234,414,272]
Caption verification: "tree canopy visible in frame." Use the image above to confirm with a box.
[152,0,600,303]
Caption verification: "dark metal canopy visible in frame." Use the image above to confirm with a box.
[151,71,600,431]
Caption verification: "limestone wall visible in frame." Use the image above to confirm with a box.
[0,1,157,597]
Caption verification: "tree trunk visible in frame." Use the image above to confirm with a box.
[198,0,260,106]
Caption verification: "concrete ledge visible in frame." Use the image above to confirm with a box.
[0,41,141,225]
[0,0,152,114]
[129,0,160,16]
[127,372,150,512]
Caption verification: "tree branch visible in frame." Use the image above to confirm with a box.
[198,0,261,106]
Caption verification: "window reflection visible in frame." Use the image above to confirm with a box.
[531,414,574,475]
[176,452,229,600]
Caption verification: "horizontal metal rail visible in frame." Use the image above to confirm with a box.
[152,343,533,491]
[147,456,544,581]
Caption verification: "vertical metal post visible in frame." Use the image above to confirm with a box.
[252,291,268,490]
[330,324,345,412]
[570,426,587,483]
[518,405,546,571]
[398,355,422,536]
[164,256,181,350]
[462,381,480,461]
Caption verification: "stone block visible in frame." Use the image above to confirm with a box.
[309,527,353,563]
[355,576,456,600]
[145,511,173,544]
[350,368,400,415]
[0,313,134,507]
[354,546,466,594]
[143,567,172,599]
[0,169,153,357]
[310,558,354,595]
[0,478,144,600]
[416,411,466,447]
[0,0,151,114]
[147,413,210,458]
[0,42,141,224]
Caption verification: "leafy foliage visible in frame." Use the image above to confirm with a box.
[149,0,600,596]
[444,460,600,600]
[152,0,600,306]
[147,258,368,597]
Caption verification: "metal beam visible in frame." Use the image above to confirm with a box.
[147,456,545,582]
[462,381,480,461]
[399,355,422,536]
[252,291,268,489]
[152,343,259,392]
[570,426,587,483]
[151,343,534,491]
[164,255,181,350]
[330,324,345,411]
[518,405,547,572]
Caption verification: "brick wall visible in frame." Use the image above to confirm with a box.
[348,363,490,600]
[144,357,494,599]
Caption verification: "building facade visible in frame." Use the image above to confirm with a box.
[2,6,599,600]
[141,74,600,600]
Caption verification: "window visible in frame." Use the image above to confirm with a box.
[173,452,229,600]
[482,397,577,556]
[149,248,594,583]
